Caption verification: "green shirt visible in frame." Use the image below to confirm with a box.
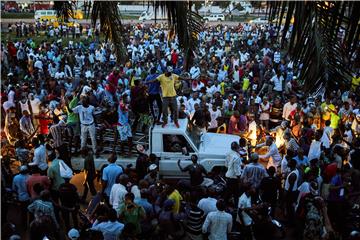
[118,203,145,235]
[67,97,79,124]
[47,159,65,190]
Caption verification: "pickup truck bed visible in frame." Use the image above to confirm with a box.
[71,153,137,172]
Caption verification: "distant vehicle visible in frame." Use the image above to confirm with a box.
[249,17,268,24]
[139,10,167,21]
[35,10,57,21]
[35,9,83,22]
[203,14,225,22]
[238,6,253,15]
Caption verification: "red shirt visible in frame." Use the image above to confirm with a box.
[106,72,120,94]
[171,51,178,65]
[36,113,52,135]
[26,174,51,199]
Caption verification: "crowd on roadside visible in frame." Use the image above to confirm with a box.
[7,21,97,39]
[1,19,360,240]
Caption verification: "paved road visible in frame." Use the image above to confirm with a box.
[1,18,243,31]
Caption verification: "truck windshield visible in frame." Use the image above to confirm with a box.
[186,124,201,149]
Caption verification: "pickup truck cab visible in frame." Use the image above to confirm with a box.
[71,118,239,178]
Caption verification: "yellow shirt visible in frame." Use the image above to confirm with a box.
[220,82,225,95]
[330,112,340,129]
[321,103,335,120]
[168,190,183,213]
[157,74,179,97]
[242,77,250,91]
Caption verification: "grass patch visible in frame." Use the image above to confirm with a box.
[2,12,34,19]
[0,32,104,47]
[226,15,257,22]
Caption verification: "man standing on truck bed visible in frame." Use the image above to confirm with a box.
[149,65,190,128]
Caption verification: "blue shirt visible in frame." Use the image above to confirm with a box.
[92,220,124,240]
[145,74,160,95]
[12,173,30,201]
[293,155,309,167]
[135,198,154,217]
[102,163,123,196]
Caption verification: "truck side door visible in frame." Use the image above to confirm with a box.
[159,134,196,178]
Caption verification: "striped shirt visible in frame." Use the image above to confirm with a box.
[241,163,268,189]
[185,206,204,236]
[49,122,64,148]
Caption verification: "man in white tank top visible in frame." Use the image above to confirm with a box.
[284,159,299,224]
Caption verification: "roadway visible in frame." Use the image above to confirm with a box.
[1,18,245,31]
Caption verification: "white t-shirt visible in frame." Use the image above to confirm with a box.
[72,105,95,125]
[238,193,252,226]
[271,75,284,92]
[30,98,41,115]
[209,108,221,129]
[187,98,201,114]
[259,102,270,120]
[308,140,322,161]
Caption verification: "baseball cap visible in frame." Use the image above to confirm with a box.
[149,164,157,171]
[166,66,173,73]
[68,228,80,240]
[19,165,28,173]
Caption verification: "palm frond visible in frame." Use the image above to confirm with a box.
[268,1,360,95]
[91,2,127,64]
[53,1,75,20]
[153,1,203,70]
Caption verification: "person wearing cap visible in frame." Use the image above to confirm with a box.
[12,165,30,229]
[147,64,190,128]
[144,164,159,185]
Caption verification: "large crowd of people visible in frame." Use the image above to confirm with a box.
[1,18,360,240]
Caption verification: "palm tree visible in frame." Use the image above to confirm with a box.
[54,1,203,70]
[268,1,360,94]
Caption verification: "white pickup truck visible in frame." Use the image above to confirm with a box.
[71,118,239,178]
